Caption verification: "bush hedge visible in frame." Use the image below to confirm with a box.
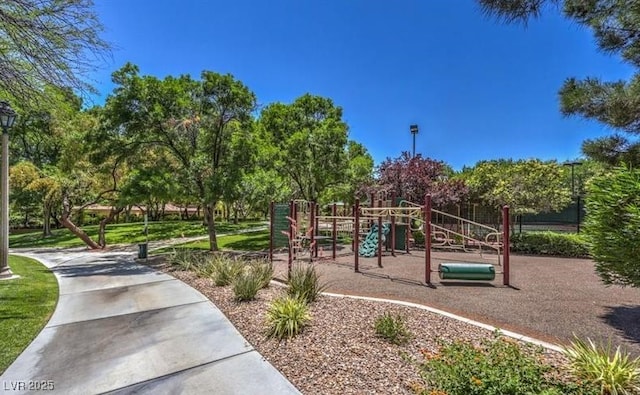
[510,231,589,258]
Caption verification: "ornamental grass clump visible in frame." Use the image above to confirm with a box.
[265,296,310,340]
[563,336,640,395]
[287,263,328,304]
[167,249,203,271]
[210,255,243,286]
[248,259,274,289]
[374,312,411,345]
[232,270,262,301]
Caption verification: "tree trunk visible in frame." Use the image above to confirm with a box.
[61,196,101,249]
[205,203,218,251]
[98,206,124,248]
[42,203,52,237]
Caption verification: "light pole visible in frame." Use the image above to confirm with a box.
[0,101,16,278]
[563,161,583,233]
[410,124,418,158]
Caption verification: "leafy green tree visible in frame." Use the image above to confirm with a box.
[102,63,256,250]
[0,0,110,104]
[321,141,374,205]
[583,166,640,287]
[462,159,571,215]
[477,0,640,166]
[258,94,353,203]
[9,161,43,228]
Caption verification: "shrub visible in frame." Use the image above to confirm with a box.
[510,231,590,258]
[583,166,640,287]
[266,296,310,339]
[287,264,328,304]
[194,259,216,278]
[248,259,274,289]
[210,255,243,286]
[232,270,262,301]
[374,312,411,345]
[417,334,599,395]
[563,336,640,395]
[166,249,206,271]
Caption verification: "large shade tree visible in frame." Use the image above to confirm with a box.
[462,159,571,215]
[101,63,257,250]
[0,0,110,104]
[258,94,370,203]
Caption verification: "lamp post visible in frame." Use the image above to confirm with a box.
[0,101,16,278]
[563,161,583,233]
[410,124,418,158]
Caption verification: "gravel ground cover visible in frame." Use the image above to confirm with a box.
[159,262,568,394]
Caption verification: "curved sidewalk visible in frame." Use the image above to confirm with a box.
[1,249,299,395]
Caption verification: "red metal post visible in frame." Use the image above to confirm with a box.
[377,199,383,268]
[332,203,337,260]
[390,192,396,257]
[354,198,360,272]
[406,217,410,254]
[269,201,274,262]
[503,205,510,286]
[288,200,294,278]
[424,195,432,284]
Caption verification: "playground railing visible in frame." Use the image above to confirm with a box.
[430,208,503,265]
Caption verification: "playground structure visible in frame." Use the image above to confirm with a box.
[270,194,510,286]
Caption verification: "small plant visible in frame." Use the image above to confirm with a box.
[266,296,310,340]
[417,334,599,395]
[563,336,640,395]
[248,259,274,289]
[374,312,411,345]
[166,249,201,271]
[232,270,262,301]
[210,255,243,286]
[194,259,215,278]
[287,263,328,304]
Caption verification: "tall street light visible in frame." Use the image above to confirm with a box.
[410,124,418,158]
[0,101,16,279]
[563,161,583,233]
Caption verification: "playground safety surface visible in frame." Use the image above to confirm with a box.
[272,249,640,356]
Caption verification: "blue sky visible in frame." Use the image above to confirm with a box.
[92,0,633,170]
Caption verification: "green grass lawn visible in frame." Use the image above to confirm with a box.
[0,256,58,374]
[170,230,271,251]
[10,220,266,249]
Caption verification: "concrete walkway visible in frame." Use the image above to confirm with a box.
[1,249,299,395]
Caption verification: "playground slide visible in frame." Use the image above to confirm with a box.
[358,223,390,257]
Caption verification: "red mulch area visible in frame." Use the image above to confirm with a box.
[272,247,640,356]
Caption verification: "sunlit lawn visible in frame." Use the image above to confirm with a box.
[170,230,271,251]
[10,220,266,249]
[0,256,58,374]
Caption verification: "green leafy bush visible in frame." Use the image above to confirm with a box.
[210,255,243,286]
[417,334,599,395]
[266,296,310,339]
[287,264,328,304]
[232,270,262,301]
[511,231,589,258]
[583,166,640,286]
[563,336,640,395]
[374,312,411,345]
